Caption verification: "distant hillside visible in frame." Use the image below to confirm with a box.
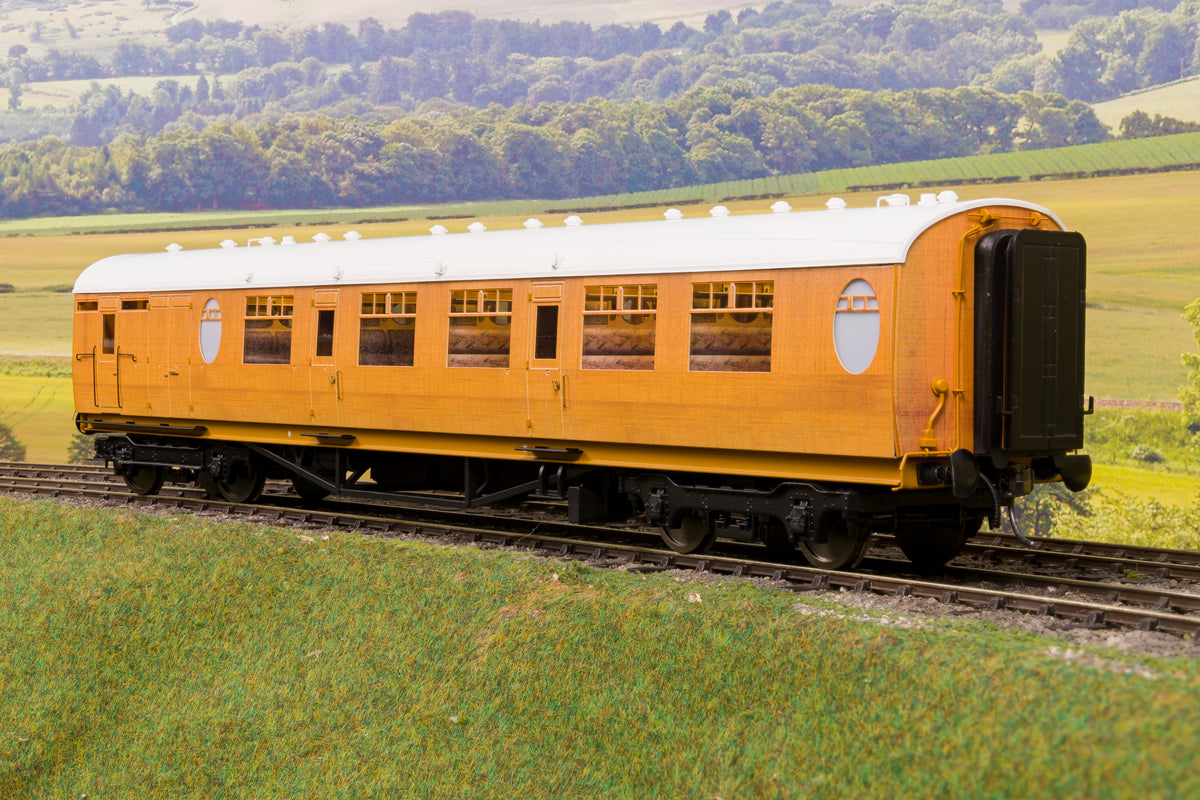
[184,0,752,28]
[2,0,751,59]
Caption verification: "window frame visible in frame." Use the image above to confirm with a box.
[688,280,774,373]
[581,284,658,371]
[243,294,295,365]
[447,288,513,368]
[358,290,418,367]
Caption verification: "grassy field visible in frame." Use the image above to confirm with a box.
[0,497,1197,798]
[12,75,209,112]
[1091,464,1198,508]
[0,372,74,463]
[1093,77,1200,130]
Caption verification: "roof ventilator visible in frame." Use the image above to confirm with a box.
[313,233,331,243]
[563,215,583,227]
[663,208,684,221]
[878,193,910,207]
[343,231,362,241]
[219,239,237,249]
[524,218,544,230]
[826,197,847,211]
[429,225,448,236]
[165,243,183,253]
[709,205,730,218]
[771,201,792,213]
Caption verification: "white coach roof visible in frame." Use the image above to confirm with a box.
[73,194,1065,294]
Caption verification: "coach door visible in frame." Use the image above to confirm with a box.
[309,291,342,426]
[526,282,564,439]
[76,297,150,411]
[148,295,193,416]
[79,298,122,409]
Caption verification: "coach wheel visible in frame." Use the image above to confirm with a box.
[661,510,716,555]
[797,516,870,570]
[895,514,983,572]
[123,465,164,496]
[198,460,266,504]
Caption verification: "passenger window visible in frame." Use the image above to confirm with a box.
[359,291,416,366]
[243,295,294,364]
[315,309,335,358]
[101,314,116,355]
[448,288,512,368]
[534,305,559,360]
[582,284,656,370]
[689,281,772,372]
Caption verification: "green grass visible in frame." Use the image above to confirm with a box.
[1085,306,1193,402]
[578,132,1200,208]
[1091,464,1199,508]
[0,372,76,463]
[0,292,74,358]
[0,202,560,238]
[1092,77,1200,131]
[1,498,1198,798]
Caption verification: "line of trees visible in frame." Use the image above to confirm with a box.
[0,84,1109,217]
[5,0,1199,148]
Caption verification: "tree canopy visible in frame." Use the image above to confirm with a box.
[0,0,1197,216]
[0,85,1110,217]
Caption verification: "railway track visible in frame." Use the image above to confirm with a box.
[4,461,1200,640]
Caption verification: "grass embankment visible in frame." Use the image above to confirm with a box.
[1,498,1198,798]
[0,358,73,463]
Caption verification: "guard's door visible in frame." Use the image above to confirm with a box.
[526,282,564,439]
[149,295,193,416]
[88,298,122,409]
[95,301,120,409]
[79,297,150,411]
[309,291,341,426]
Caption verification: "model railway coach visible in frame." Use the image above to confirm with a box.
[73,192,1092,570]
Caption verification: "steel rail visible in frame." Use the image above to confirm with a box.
[3,464,1200,637]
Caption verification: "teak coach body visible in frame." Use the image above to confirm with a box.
[73,193,1091,569]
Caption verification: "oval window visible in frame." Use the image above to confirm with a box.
[833,279,880,375]
[198,298,222,364]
